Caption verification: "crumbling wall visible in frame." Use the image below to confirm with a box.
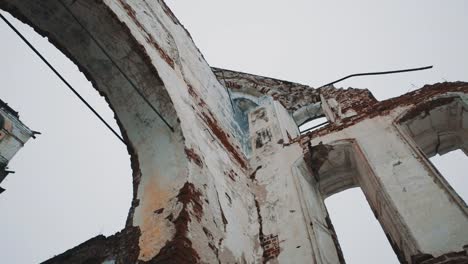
[212,68,375,124]
[299,82,468,143]
[2,0,468,263]
[0,99,34,194]
[0,0,260,263]
[299,83,468,263]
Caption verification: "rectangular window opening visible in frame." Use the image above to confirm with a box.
[324,188,400,264]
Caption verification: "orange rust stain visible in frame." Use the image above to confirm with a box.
[150,182,202,262]
[137,177,174,261]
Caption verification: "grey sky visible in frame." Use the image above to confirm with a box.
[1,1,467,263]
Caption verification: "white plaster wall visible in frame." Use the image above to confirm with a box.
[4,1,467,263]
[249,99,343,263]
[1,0,261,262]
[308,108,468,258]
[292,160,341,264]
[273,100,300,143]
[103,1,260,262]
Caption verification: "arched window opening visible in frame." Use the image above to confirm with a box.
[325,188,400,264]
[398,95,468,206]
[0,12,132,263]
[302,140,401,263]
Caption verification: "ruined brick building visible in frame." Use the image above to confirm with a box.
[0,99,34,194]
[1,0,467,263]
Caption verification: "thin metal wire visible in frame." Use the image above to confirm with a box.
[57,0,174,132]
[318,65,433,88]
[0,12,126,144]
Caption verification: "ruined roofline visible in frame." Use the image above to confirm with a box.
[212,67,375,113]
[212,67,315,90]
[297,81,468,143]
[212,66,375,94]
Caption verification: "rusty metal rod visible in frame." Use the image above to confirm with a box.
[318,65,433,88]
[57,0,175,132]
[0,12,126,144]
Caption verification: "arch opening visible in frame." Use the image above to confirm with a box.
[0,11,133,263]
[0,0,187,262]
[299,116,329,134]
[302,140,402,263]
[398,94,468,205]
[325,188,400,264]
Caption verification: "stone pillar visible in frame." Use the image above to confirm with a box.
[1,1,259,263]
[352,119,468,263]
[292,157,346,264]
[248,98,345,263]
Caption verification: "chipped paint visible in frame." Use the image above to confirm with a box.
[3,1,468,264]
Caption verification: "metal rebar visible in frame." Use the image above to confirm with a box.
[319,65,433,88]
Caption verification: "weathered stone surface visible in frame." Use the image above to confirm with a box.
[1,1,467,263]
[42,226,141,264]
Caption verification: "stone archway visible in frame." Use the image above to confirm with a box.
[0,0,189,262]
[300,139,418,263]
[1,1,258,263]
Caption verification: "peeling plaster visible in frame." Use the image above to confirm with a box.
[2,1,468,264]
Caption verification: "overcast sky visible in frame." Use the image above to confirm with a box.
[1,1,467,263]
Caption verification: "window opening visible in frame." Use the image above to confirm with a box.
[325,188,399,264]
[299,116,329,134]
